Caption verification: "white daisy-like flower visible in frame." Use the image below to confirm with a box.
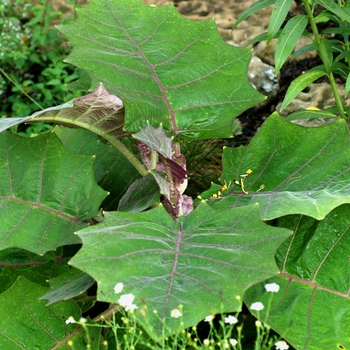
[118,293,138,311]
[114,282,124,294]
[275,340,289,350]
[250,302,264,311]
[224,315,238,325]
[170,309,182,318]
[229,338,238,346]
[204,315,214,322]
[265,282,280,293]
[65,316,76,324]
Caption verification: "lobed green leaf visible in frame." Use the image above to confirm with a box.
[59,0,264,139]
[0,277,90,349]
[70,203,290,340]
[0,131,107,254]
[245,204,350,349]
[208,113,350,220]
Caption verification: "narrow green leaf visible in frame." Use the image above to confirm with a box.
[331,61,350,77]
[291,43,316,61]
[245,204,350,349]
[70,203,290,340]
[280,69,326,111]
[209,113,350,220]
[334,49,350,62]
[275,15,308,74]
[316,0,350,23]
[232,0,275,30]
[59,0,264,139]
[314,10,340,24]
[320,37,334,66]
[285,109,337,121]
[267,0,294,44]
[0,131,107,254]
[322,27,350,35]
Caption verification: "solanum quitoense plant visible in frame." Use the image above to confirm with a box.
[0,1,350,349]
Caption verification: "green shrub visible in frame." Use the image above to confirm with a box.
[0,0,84,123]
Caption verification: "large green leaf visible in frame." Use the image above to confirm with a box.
[0,277,89,349]
[69,203,290,340]
[207,112,350,220]
[244,204,350,349]
[0,131,107,254]
[59,0,264,139]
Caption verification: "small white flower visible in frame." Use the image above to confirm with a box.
[65,316,76,324]
[203,339,210,346]
[229,338,238,346]
[255,320,262,327]
[170,309,182,318]
[265,282,280,293]
[118,293,138,311]
[224,315,238,325]
[204,315,214,322]
[250,302,264,311]
[79,317,87,323]
[114,282,124,294]
[275,340,289,350]
[118,293,134,306]
[125,303,138,312]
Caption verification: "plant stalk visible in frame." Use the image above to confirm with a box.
[302,0,347,119]
[102,133,148,177]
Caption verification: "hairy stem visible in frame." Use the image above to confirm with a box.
[102,133,148,177]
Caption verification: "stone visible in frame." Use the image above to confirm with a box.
[248,56,279,109]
